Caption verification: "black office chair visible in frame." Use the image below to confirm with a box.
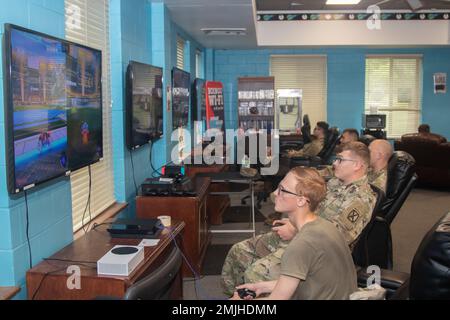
[364,151,417,269]
[357,211,450,299]
[316,127,341,164]
[352,184,385,268]
[289,127,340,168]
[358,134,377,146]
[280,115,310,153]
[124,245,182,300]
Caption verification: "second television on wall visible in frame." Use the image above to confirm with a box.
[172,67,190,130]
[126,61,163,150]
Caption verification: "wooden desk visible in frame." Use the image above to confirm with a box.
[26,220,185,300]
[136,177,210,277]
[185,164,230,225]
[0,286,20,300]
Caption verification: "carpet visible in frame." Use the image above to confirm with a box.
[202,244,233,276]
[222,206,266,223]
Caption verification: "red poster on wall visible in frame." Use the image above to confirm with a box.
[205,81,224,132]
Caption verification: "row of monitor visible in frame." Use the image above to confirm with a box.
[125,63,225,149]
[2,24,224,195]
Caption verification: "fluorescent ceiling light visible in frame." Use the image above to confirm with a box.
[201,28,247,36]
[326,0,361,4]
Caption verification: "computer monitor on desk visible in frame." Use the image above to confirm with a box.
[362,114,387,139]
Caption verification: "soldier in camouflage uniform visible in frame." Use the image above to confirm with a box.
[367,168,387,194]
[221,141,376,296]
[368,139,393,193]
[287,122,328,158]
[287,136,325,158]
[317,175,376,249]
[319,138,391,193]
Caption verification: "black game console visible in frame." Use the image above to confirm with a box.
[141,177,173,196]
[141,176,196,196]
[107,218,163,239]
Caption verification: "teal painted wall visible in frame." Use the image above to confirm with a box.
[110,1,206,215]
[0,0,208,299]
[0,0,72,300]
[213,48,450,140]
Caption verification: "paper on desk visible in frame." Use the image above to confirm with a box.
[138,239,160,247]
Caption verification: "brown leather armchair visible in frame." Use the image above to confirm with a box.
[394,133,450,188]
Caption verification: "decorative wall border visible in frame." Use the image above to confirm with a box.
[257,12,450,21]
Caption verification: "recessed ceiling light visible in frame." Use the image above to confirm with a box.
[326,0,361,4]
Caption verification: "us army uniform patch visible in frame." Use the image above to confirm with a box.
[347,209,360,223]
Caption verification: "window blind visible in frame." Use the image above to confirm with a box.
[365,55,422,138]
[65,0,115,232]
[176,36,185,70]
[270,55,327,129]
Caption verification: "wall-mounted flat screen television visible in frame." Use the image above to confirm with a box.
[192,78,206,143]
[3,24,103,194]
[172,68,190,130]
[126,61,163,149]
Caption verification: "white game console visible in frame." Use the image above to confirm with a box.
[97,245,144,276]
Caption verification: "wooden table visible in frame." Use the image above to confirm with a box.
[0,287,20,300]
[185,163,231,225]
[197,171,258,237]
[26,220,185,300]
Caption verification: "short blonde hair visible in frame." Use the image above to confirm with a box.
[337,141,370,168]
[289,167,327,212]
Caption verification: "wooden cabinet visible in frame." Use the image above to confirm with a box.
[136,177,211,277]
[26,221,185,300]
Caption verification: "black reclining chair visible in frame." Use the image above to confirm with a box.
[96,245,182,300]
[364,151,417,269]
[379,151,417,225]
[280,139,303,153]
[352,184,385,268]
[124,245,182,300]
[359,134,376,146]
[357,211,450,299]
[289,127,341,168]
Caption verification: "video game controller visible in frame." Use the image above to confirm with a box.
[237,288,256,299]
[272,222,284,228]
